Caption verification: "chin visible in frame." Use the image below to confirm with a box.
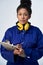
[20,21,26,24]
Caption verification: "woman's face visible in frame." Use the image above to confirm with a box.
[17,8,31,24]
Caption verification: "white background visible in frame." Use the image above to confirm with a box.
[0,0,43,65]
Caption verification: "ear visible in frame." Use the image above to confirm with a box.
[28,15,31,19]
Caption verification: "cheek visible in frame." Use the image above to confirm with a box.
[26,15,30,20]
[17,16,20,20]
[25,17,29,20]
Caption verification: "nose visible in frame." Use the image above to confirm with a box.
[21,14,24,19]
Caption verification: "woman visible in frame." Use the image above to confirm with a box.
[1,0,43,65]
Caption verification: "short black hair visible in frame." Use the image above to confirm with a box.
[17,0,32,16]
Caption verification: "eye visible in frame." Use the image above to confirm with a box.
[24,13,28,16]
[18,13,22,16]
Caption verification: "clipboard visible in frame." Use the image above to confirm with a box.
[0,41,26,57]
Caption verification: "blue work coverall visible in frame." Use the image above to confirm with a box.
[1,25,43,65]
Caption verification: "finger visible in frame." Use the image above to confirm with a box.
[16,44,22,48]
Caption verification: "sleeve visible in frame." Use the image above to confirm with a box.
[24,28,43,61]
[1,29,14,63]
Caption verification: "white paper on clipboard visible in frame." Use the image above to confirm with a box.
[0,41,17,50]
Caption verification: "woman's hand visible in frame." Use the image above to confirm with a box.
[13,48,20,55]
[13,44,26,57]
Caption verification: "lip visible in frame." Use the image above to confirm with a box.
[21,20,25,21]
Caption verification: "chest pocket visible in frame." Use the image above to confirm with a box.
[24,33,37,48]
[11,33,21,45]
